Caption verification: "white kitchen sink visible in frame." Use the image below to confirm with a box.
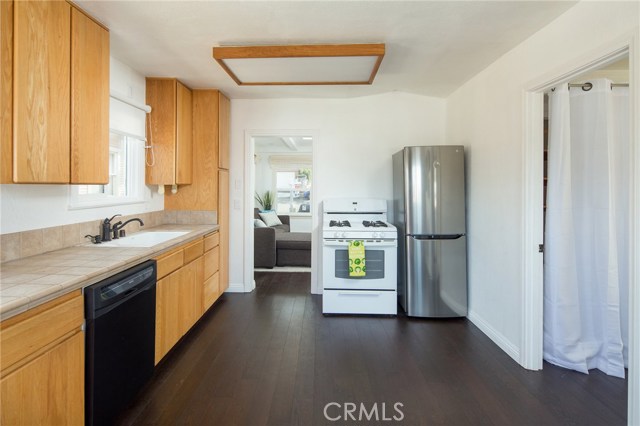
[95,231,190,247]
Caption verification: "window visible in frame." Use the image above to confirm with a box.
[274,168,311,214]
[69,131,146,209]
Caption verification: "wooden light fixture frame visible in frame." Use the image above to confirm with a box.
[212,43,385,86]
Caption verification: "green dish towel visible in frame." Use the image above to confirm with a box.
[348,240,366,277]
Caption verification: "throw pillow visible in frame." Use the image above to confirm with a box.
[259,211,282,227]
[254,219,268,228]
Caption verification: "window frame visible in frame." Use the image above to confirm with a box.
[272,167,311,215]
[68,130,148,210]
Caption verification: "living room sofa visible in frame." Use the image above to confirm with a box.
[254,209,311,268]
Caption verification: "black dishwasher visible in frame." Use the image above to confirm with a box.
[85,260,157,426]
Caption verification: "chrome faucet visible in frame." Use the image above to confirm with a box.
[112,218,144,239]
[101,214,122,242]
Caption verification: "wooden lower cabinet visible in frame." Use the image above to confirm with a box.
[203,231,221,311]
[203,245,219,279]
[180,256,203,333]
[218,170,229,292]
[154,259,202,364]
[154,234,219,365]
[203,272,220,312]
[155,266,183,364]
[0,290,84,425]
[1,331,84,425]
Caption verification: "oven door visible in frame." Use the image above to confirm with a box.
[322,239,397,290]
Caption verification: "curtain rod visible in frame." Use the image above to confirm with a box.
[568,82,629,91]
[110,92,152,113]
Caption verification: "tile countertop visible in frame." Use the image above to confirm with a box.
[0,224,219,321]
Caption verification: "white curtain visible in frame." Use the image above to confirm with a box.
[544,79,630,378]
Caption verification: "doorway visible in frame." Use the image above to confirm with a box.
[522,43,638,423]
[254,136,312,232]
[244,131,319,294]
[542,57,630,377]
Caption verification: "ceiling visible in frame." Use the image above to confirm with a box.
[255,137,313,153]
[76,1,578,99]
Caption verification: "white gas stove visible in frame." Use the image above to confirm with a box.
[322,199,398,315]
[322,219,397,240]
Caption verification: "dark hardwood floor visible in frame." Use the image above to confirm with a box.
[117,272,627,426]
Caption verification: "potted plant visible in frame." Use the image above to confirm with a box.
[255,191,274,211]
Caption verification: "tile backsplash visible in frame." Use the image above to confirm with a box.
[0,210,216,263]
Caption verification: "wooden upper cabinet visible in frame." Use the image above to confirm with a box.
[218,93,230,170]
[13,0,71,183]
[145,78,176,185]
[165,89,226,211]
[145,78,193,186]
[0,0,13,184]
[70,7,110,184]
[6,1,109,184]
[176,82,193,184]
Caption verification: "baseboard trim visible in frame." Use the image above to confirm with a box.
[225,282,247,293]
[468,309,521,364]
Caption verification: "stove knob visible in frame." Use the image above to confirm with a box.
[334,232,341,238]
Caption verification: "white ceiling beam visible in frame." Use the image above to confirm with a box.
[281,137,298,151]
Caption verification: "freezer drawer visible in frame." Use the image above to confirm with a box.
[323,290,397,315]
[402,235,467,317]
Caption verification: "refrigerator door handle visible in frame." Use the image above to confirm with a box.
[410,234,465,240]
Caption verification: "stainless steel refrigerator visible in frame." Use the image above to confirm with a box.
[392,146,467,317]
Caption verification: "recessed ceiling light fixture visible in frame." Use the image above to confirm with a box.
[212,44,385,86]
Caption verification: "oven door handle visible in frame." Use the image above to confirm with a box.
[337,291,383,297]
[323,239,397,247]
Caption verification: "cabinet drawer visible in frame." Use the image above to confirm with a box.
[203,272,220,312]
[183,238,204,264]
[156,248,184,279]
[0,291,83,376]
[203,245,219,280]
[204,232,219,252]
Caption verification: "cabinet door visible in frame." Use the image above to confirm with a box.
[179,257,203,333]
[218,92,230,170]
[164,90,219,211]
[13,0,70,183]
[218,169,230,291]
[155,257,204,364]
[70,7,109,184]
[155,269,182,364]
[1,331,84,425]
[146,78,177,185]
[0,0,12,183]
[203,272,220,312]
[176,81,192,185]
[204,245,220,280]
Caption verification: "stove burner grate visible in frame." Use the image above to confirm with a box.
[362,220,388,228]
[329,220,351,228]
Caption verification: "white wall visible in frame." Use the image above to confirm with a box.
[446,0,638,370]
[0,57,163,234]
[229,92,446,291]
